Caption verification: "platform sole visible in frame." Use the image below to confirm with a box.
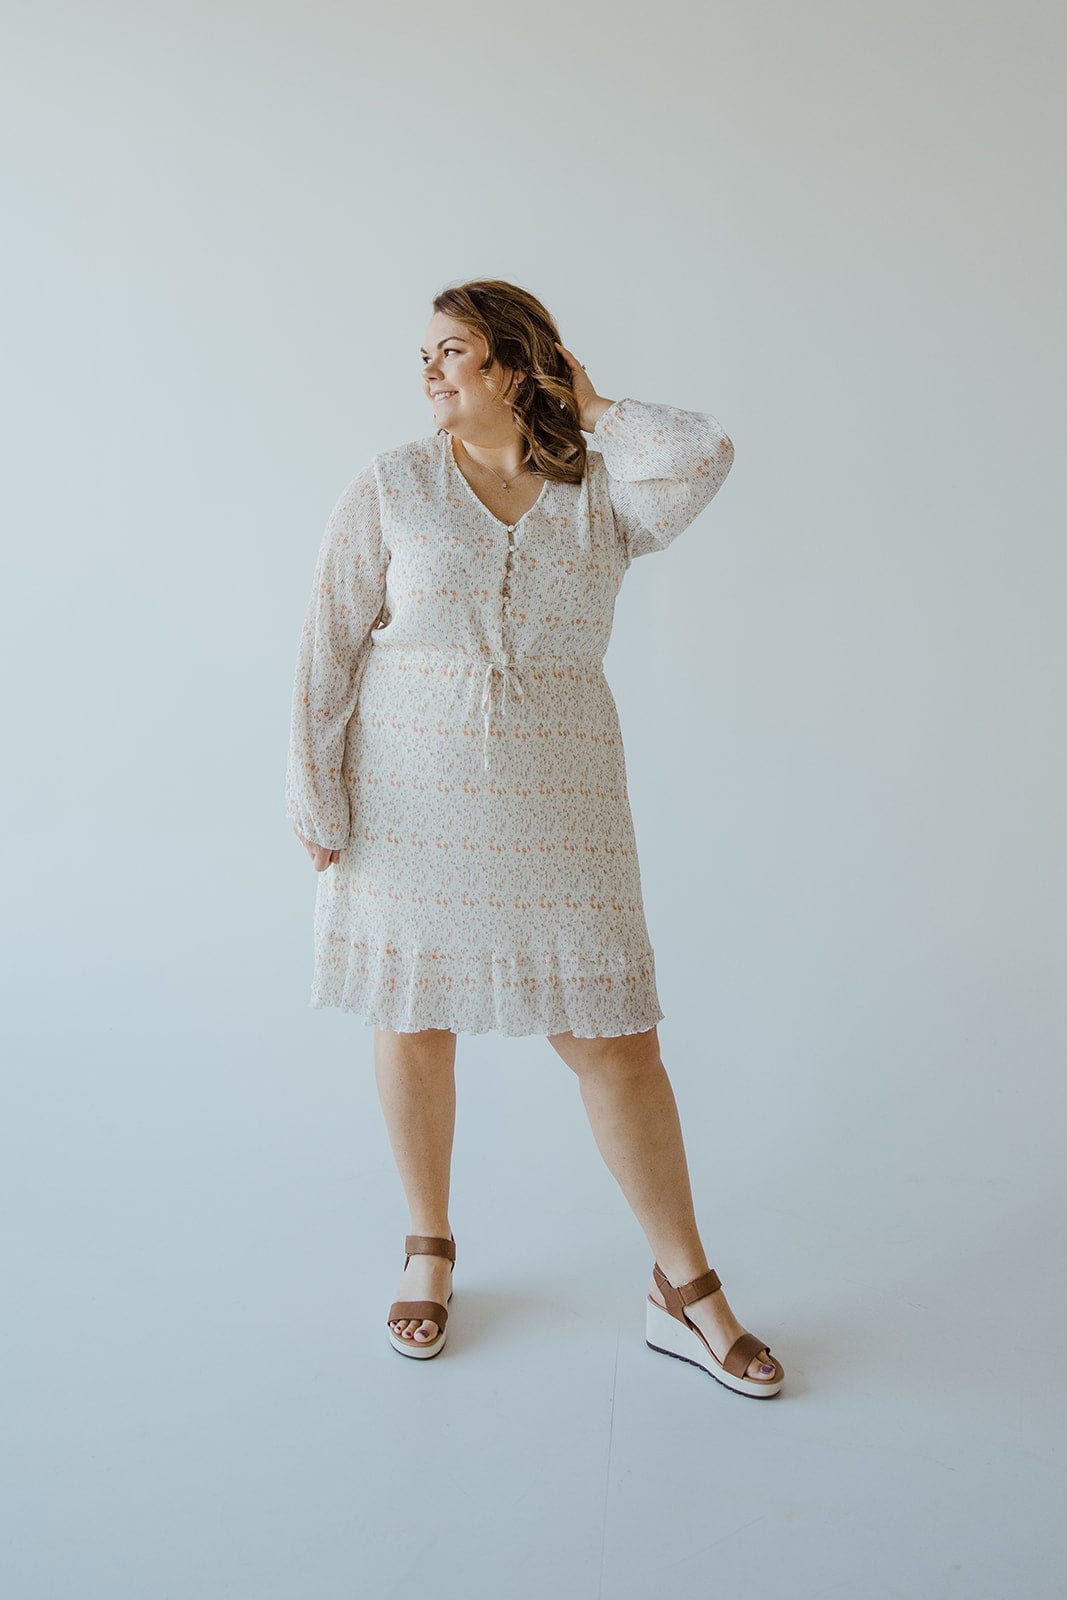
[645,1297,783,1397]
[388,1325,448,1359]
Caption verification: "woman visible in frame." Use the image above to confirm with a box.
[284,278,784,1396]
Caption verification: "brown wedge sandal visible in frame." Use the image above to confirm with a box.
[645,1261,784,1398]
[387,1233,456,1360]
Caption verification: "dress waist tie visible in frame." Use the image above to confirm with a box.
[480,658,525,773]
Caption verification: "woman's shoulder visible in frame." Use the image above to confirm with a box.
[368,428,445,487]
[321,432,438,509]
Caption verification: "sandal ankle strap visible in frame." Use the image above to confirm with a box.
[404,1233,456,1264]
[653,1260,721,1319]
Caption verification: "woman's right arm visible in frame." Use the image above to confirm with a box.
[284,460,389,857]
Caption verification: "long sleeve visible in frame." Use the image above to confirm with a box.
[284,461,389,851]
[591,396,735,562]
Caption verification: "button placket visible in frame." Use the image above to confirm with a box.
[502,522,515,600]
[480,524,524,772]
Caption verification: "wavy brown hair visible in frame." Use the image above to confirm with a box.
[430,278,587,485]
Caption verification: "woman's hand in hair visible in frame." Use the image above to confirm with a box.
[554,342,614,433]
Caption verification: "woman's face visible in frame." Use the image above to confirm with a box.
[420,312,521,430]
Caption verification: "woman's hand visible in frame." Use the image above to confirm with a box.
[293,824,341,871]
[554,341,614,433]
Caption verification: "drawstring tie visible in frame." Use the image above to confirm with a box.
[480,658,525,772]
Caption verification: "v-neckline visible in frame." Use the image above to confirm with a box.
[447,432,549,532]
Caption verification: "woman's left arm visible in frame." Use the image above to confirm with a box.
[589,396,735,561]
[555,343,735,562]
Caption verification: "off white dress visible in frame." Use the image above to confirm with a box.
[284,397,734,1037]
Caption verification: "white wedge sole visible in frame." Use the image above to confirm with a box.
[645,1295,784,1398]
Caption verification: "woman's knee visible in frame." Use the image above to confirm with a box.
[547,1025,661,1075]
[374,1026,457,1064]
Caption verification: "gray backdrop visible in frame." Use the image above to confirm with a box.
[3,1,1063,1596]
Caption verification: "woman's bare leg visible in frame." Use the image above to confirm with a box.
[547,1025,777,1380]
[374,1026,457,1345]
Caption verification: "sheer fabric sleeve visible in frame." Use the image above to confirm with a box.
[284,461,388,851]
[591,397,735,562]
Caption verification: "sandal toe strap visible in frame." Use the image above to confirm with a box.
[722,1330,772,1377]
[388,1299,448,1329]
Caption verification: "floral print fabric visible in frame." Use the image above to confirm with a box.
[285,397,734,1036]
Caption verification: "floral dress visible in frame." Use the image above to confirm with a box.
[284,396,734,1036]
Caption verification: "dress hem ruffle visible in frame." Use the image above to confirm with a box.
[306,998,666,1040]
[307,941,666,1039]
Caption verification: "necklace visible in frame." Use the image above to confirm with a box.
[454,437,538,491]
